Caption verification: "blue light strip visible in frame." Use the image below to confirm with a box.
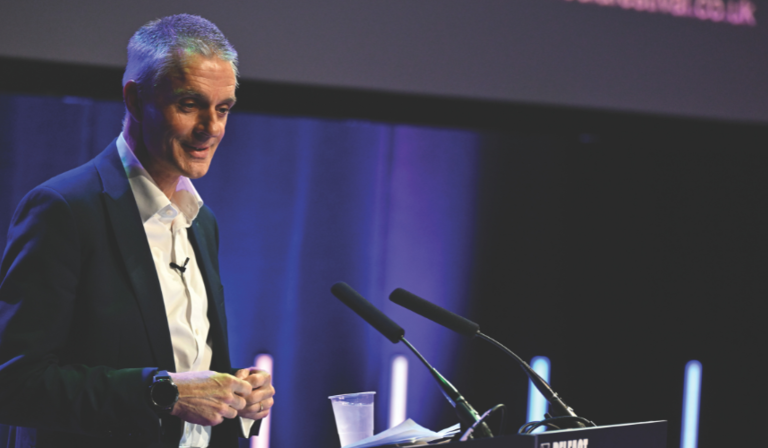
[680,360,702,448]
[526,356,551,433]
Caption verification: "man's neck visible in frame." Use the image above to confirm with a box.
[123,123,180,200]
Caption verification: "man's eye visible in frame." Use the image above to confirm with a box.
[180,101,196,109]
[218,107,231,115]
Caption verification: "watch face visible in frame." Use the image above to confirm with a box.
[152,379,179,408]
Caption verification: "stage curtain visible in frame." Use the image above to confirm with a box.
[0,93,484,447]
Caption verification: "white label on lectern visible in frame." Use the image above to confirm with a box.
[552,439,589,448]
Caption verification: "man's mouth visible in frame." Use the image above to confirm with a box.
[182,143,211,158]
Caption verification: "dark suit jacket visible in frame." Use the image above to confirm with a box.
[0,140,253,447]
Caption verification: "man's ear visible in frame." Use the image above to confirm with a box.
[123,81,143,122]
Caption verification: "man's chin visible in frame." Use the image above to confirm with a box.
[180,162,212,180]
[185,169,210,180]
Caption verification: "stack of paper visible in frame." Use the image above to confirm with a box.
[344,419,460,448]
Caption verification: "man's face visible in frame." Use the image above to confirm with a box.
[139,54,237,182]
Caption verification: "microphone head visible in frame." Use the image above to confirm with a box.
[389,288,479,338]
[331,282,404,344]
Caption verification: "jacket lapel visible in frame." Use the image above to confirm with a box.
[95,140,177,371]
[188,221,231,371]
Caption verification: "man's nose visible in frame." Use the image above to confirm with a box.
[195,109,224,139]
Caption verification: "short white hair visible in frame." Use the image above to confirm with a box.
[122,14,238,90]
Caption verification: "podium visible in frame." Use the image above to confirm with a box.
[376,421,667,448]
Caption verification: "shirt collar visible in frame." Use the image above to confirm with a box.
[116,132,204,224]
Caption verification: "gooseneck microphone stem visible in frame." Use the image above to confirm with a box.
[399,336,494,438]
[476,332,581,422]
[398,337,454,403]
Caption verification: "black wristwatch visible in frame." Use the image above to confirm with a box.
[148,370,179,413]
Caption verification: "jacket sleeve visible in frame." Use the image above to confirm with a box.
[0,186,161,438]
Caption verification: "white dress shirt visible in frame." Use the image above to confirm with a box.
[117,134,253,447]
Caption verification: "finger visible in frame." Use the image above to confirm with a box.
[226,392,247,411]
[239,397,274,420]
[229,377,253,396]
[221,403,239,420]
[234,369,249,380]
[247,384,275,403]
[255,397,274,418]
[244,370,270,388]
[244,387,271,406]
[244,389,260,405]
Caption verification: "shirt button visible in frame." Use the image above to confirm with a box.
[195,328,200,335]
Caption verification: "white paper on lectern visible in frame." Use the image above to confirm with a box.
[343,419,460,448]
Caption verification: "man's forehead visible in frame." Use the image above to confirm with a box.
[172,54,233,74]
[171,87,208,98]
[155,56,237,101]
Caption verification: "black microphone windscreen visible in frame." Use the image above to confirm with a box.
[389,288,479,337]
[331,282,404,344]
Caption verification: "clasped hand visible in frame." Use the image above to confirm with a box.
[169,369,275,426]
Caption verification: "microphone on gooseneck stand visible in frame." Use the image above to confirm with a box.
[389,288,596,431]
[330,282,495,439]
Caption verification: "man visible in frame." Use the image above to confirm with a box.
[0,14,274,448]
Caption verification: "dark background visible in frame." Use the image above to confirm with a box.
[464,122,768,446]
[2,2,768,447]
